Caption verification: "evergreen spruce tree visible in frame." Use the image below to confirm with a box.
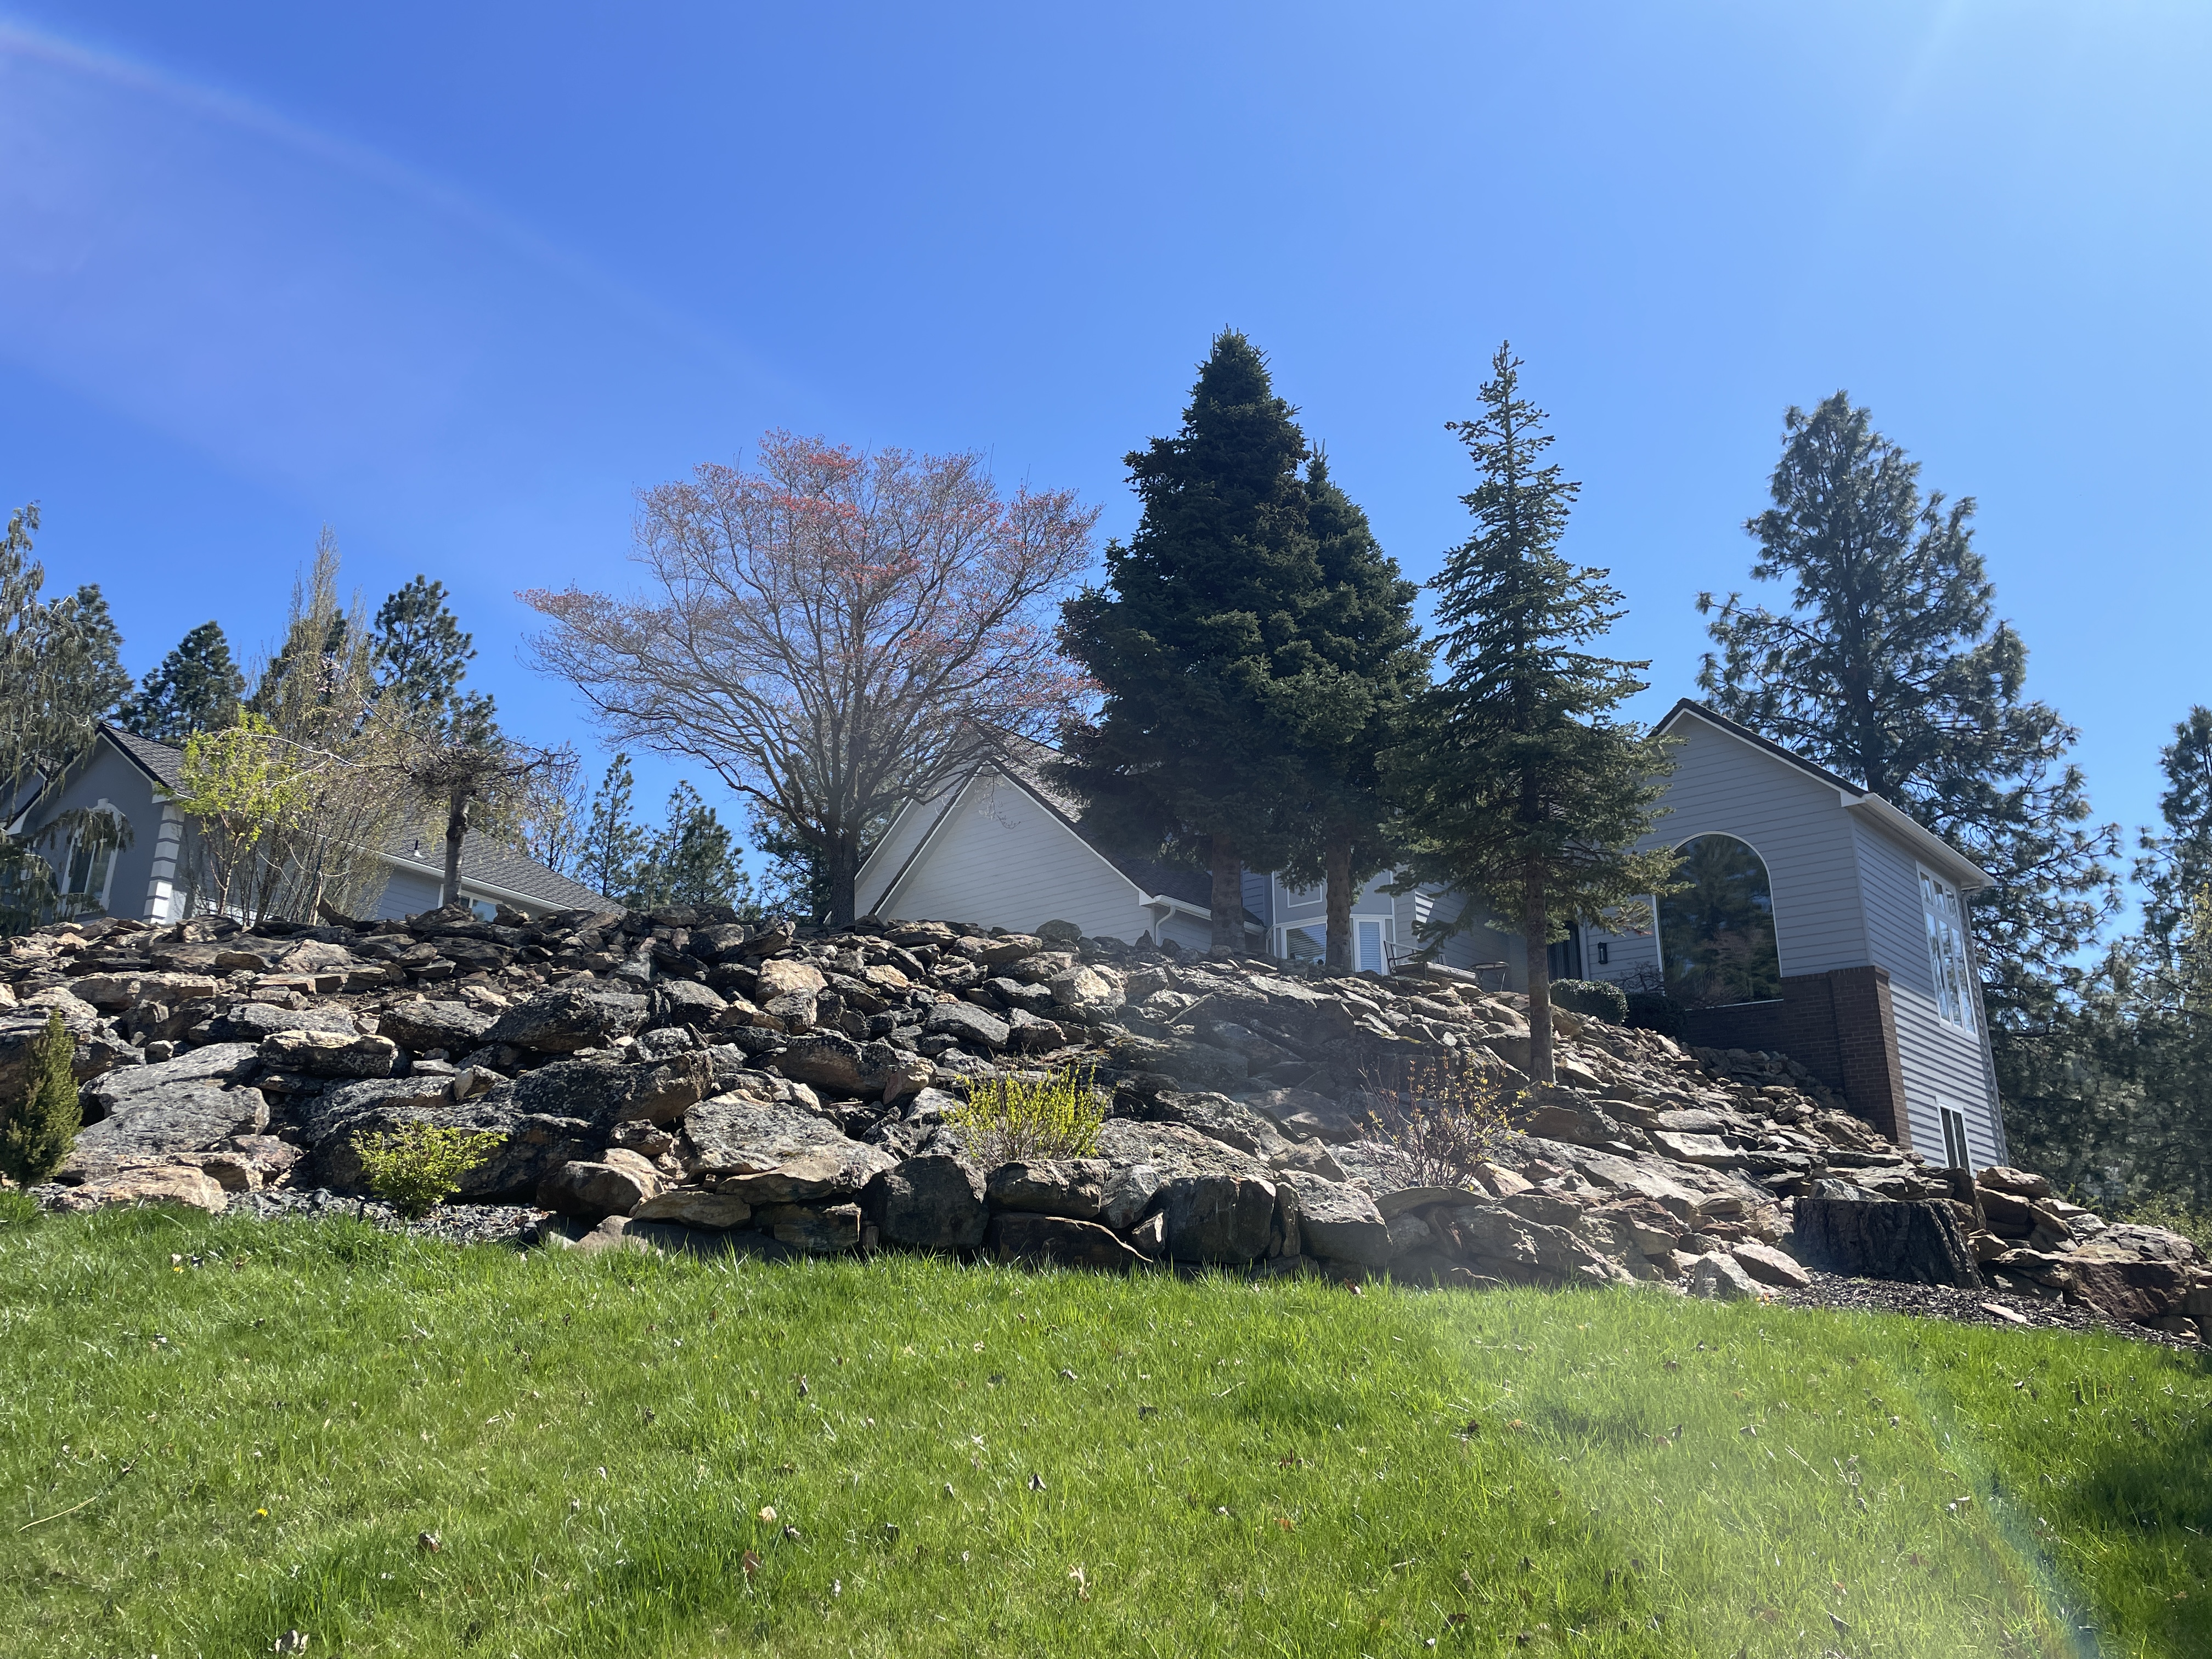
[1387,345,1677,1084]
[0,1010,80,1187]
[576,754,648,902]
[117,621,246,742]
[1699,392,2118,1030]
[1056,331,1325,954]
[1275,455,1429,969]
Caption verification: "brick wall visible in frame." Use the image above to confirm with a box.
[1681,964,1913,1152]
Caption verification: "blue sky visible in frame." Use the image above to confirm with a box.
[3,2,2208,917]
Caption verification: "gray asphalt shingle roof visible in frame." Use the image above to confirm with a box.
[103,723,607,913]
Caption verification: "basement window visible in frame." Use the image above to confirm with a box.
[1939,1104,1972,1172]
[1919,868,1978,1034]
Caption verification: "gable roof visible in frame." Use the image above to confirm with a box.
[104,724,185,792]
[1656,699,1994,890]
[866,733,1257,923]
[99,723,607,912]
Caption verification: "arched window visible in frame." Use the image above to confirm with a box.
[1658,834,1781,1006]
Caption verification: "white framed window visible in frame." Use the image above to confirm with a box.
[1918,867,1978,1033]
[55,805,125,917]
[1939,1104,1972,1172]
[1276,915,1393,970]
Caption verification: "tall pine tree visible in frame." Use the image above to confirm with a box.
[118,621,245,742]
[1699,393,2118,1065]
[1388,345,1676,1084]
[626,782,755,912]
[1276,454,1429,969]
[1056,331,1323,955]
[374,574,498,742]
[575,753,648,902]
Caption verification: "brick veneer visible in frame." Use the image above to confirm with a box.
[1679,964,1914,1153]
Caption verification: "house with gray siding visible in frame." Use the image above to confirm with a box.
[856,706,2006,1170]
[1577,700,2006,1172]
[8,724,604,924]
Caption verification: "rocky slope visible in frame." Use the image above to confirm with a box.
[3,902,2204,1339]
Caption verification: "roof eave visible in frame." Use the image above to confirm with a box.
[1842,795,1995,890]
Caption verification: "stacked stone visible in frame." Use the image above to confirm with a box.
[0,904,2201,1338]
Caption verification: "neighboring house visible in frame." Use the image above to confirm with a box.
[8,724,605,924]
[855,704,2006,1168]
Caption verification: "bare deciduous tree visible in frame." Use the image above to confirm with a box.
[522,432,1097,924]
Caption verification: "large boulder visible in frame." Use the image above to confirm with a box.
[1046,964,1124,1023]
[538,1150,663,1219]
[82,1043,260,1121]
[759,1201,862,1254]
[653,979,730,1028]
[1248,1086,1369,1144]
[862,1155,989,1251]
[1790,1197,1983,1290]
[198,1002,360,1045]
[770,1033,932,1103]
[258,1030,401,1079]
[1688,1252,1763,1301]
[923,1002,1010,1052]
[987,1211,1147,1271]
[1158,1173,1277,1264]
[753,957,827,1002]
[63,1079,270,1180]
[505,1058,645,1124]
[376,999,497,1053]
[681,1094,895,1201]
[47,1162,229,1214]
[301,1084,601,1200]
[984,1159,1109,1221]
[632,1188,754,1229]
[1279,1172,1391,1267]
[1122,1033,1251,1095]
[1127,1091,1279,1156]
[481,987,647,1054]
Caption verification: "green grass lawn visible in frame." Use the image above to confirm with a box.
[3,1205,2209,1658]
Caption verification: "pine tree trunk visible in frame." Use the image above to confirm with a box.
[826,835,861,930]
[1209,837,1244,957]
[1324,828,1354,971]
[1521,859,1554,1085]
[441,787,469,909]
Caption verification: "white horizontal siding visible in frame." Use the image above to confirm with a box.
[1853,817,2003,1153]
[1585,897,1661,988]
[856,785,959,919]
[1641,718,1869,977]
[882,772,1152,943]
[375,867,443,921]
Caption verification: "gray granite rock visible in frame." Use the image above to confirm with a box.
[376,999,497,1053]
[1158,1173,1276,1263]
[482,987,648,1053]
[923,1001,1010,1052]
[862,1154,989,1251]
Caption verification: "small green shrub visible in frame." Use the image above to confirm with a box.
[0,1009,80,1188]
[1549,978,1629,1025]
[352,1121,504,1219]
[1623,988,1688,1039]
[949,1067,1103,1166]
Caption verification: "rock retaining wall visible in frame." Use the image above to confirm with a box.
[3,904,2203,1338]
